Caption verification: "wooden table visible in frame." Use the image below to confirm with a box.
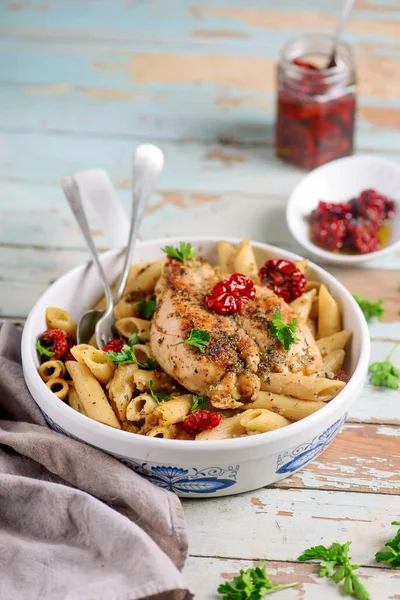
[1,1,399,598]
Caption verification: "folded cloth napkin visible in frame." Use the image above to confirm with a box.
[0,321,192,600]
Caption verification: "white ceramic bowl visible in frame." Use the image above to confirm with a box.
[22,237,370,497]
[286,155,400,265]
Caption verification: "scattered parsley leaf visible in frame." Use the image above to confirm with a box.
[353,294,385,322]
[217,560,298,599]
[161,241,196,264]
[375,521,400,568]
[136,298,157,320]
[172,328,211,353]
[35,339,55,357]
[369,343,400,389]
[127,332,140,346]
[268,311,299,352]
[148,380,175,403]
[104,347,158,370]
[191,395,207,413]
[299,541,371,600]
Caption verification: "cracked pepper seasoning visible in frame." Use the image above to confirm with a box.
[275,34,356,169]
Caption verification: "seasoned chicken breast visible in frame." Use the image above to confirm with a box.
[151,257,323,409]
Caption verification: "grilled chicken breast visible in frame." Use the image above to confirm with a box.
[150,257,323,409]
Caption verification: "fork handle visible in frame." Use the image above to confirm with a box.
[61,176,114,313]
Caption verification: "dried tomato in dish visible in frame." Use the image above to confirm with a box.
[258,259,306,303]
[40,328,69,359]
[205,273,256,315]
[103,338,124,353]
[183,410,223,435]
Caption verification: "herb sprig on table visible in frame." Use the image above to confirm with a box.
[217,560,298,599]
[298,542,371,599]
[375,521,400,568]
[353,294,385,322]
[369,343,400,389]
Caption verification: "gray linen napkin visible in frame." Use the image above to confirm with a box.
[0,321,192,600]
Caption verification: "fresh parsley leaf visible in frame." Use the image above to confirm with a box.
[353,294,385,322]
[104,347,158,370]
[136,298,157,320]
[268,311,299,352]
[191,394,207,413]
[172,328,211,353]
[299,541,371,600]
[127,332,140,346]
[217,560,298,599]
[375,521,400,568]
[35,339,55,357]
[161,241,196,264]
[369,343,400,389]
[148,380,175,403]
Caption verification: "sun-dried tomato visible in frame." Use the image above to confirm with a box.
[310,201,353,222]
[350,220,379,254]
[64,338,76,362]
[258,259,307,302]
[333,370,350,383]
[183,410,223,435]
[358,189,395,225]
[40,329,69,359]
[311,214,347,252]
[205,273,256,315]
[103,338,124,353]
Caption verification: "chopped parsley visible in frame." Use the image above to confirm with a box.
[191,395,207,413]
[172,328,211,353]
[148,380,175,403]
[353,294,385,322]
[299,542,371,599]
[161,241,196,264]
[369,343,400,389]
[127,332,140,346]
[269,311,299,352]
[137,298,157,320]
[217,560,298,599]
[35,339,55,358]
[375,521,400,568]
[104,347,158,370]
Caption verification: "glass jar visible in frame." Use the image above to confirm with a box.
[275,34,356,169]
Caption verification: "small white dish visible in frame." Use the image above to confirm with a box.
[286,155,400,265]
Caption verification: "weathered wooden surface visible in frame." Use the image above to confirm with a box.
[1,1,400,597]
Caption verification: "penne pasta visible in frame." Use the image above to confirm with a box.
[114,298,138,321]
[80,348,116,386]
[245,391,325,421]
[106,363,138,421]
[46,378,69,401]
[66,361,121,429]
[316,329,350,356]
[290,289,316,321]
[38,359,66,382]
[307,317,317,339]
[45,307,77,340]
[68,387,87,415]
[121,421,140,434]
[323,349,345,373]
[294,258,309,274]
[126,258,166,293]
[133,369,177,394]
[217,241,236,275]
[131,343,152,364]
[196,414,245,440]
[70,344,94,363]
[318,284,341,338]
[146,425,179,439]
[233,238,260,283]
[239,408,292,434]
[126,393,158,422]
[152,394,193,427]
[115,317,151,342]
[260,372,346,401]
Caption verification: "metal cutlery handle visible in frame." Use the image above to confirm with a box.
[61,176,114,312]
[114,144,164,304]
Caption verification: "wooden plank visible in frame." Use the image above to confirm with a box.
[183,488,399,563]
[184,556,400,600]
[277,422,400,493]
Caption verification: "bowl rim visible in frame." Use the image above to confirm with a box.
[22,235,370,452]
[286,154,400,264]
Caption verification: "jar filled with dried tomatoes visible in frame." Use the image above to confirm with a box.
[275,34,356,169]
